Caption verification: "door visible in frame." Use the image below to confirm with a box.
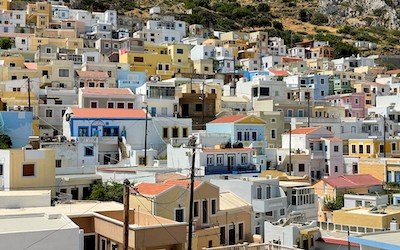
[227,155,235,172]
[104,154,111,165]
[228,225,235,245]
[71,188,78,200]
[182,104,189,117]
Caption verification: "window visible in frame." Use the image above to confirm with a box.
[78,127,89,136]
[107,102,114,108]
[355,98,359,104]
[87,56,95,62]
[162,127,169,138]
[211,199,217,215]
[217,154,223,165]
[45,109,53,117]
[117,102,125,109]
[177,48,184,54]
[127,103,134,109]
[252,131,257,141]
[366,145,371,154]
[59,69,69,77]
[22,163,35,176]
[237,131,242,141]
[335,166,338,172]
[134,57,144,62]
[11,76,17,80]
[241,154,247,165]
[182,128,188,138]
[175,208,184,222]
[172,127,179,138]
[138,156,146,165]
[392,143,396,151]
[84,146,94,156]
[0,164,3,175]
[103,127,119,136]
[299,164,305,172]
[271,129,276,139]
[351,144,356,154]
[334,145,339,152]
[359,145,363,154]
[202,200,208,224]
[280,208,285,216]
[355,200,362,207]
[194,201,199,217]
[55,159,61,168]
[90,101,98,108]
[238,223,244,241]
[195,104,203,112]
[207,154,214,166]
[256,186,262,199]
[265,186,271,199]
[265,211,273,217]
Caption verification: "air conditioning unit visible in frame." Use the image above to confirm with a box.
[13,106,19,111]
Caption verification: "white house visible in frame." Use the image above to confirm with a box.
[211,177,287,237]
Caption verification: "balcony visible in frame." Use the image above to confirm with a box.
[311,151,325,159]
[156,70,174,76]
[77,136,118,144]
[252,196,287,213]
[205,164,260,175]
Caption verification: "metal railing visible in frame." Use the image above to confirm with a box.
[203,242,302,250]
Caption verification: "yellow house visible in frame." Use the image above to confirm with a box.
[193,59,214,75]
[0,0,11,10]
[332,207,400,231]
[120,45,174,80]
[36,60,74,88]
[131,180,252,249]
[27,2,52,29]
[168,43,192,74]
[359,157,400,182]
[30,37,83,51]
[348,138,399,158]
[0,148,56,195]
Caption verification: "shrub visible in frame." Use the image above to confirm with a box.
[310,13,329,25]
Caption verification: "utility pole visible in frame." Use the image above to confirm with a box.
[202,81,205,130]
[306,91,310,127]
[289,127,292,176]
[187,136,197,250]
[144,104,148,166]
[383,115,386,158]
[27,78,31,112]
[123,179,131,250]
[347,228,350,250]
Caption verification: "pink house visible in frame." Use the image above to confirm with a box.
[325,92,365,118]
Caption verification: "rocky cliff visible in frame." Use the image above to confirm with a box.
[319,0,400,29]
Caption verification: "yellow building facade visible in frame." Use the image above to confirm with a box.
[27,2,52,29]
[348,138,399,158]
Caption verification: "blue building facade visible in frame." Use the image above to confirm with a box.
[116,70,146,93]
[1,111,33,148]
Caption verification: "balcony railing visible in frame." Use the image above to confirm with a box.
[205,164,260,175]
[204,242,303,250]
[77,136,118,144]
[156,70,174,75]
[252,196,287,213]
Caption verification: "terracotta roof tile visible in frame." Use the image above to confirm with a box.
[165,180,202,189]
[76,70,108,78]
[80,88,133,96]
[269,69,290,76]
[322,174,382,188]
[316,238,359,247]
[386,69,400,74]
[209,114,247,124]
[24,63,37,70]
[134,182,174,196]
[290,127,323,135]
[71,108,146,119]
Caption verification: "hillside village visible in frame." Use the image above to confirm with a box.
[2,0,400,250]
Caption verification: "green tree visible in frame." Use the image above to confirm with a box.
[258,3,270,12]
[324,196,344,211]
[0,38,12,49]
[310,13,329,25]
[88,181,125,203]
[334,42,359,58]
[273,21,284,30]
[299,9,311,22]
[0,133,12,149]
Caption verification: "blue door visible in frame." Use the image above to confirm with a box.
[395,171,400,182]
[151,107,156,117]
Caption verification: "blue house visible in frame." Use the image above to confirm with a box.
[1,111,33,148]
[116,70,146,93]
[206,114,268,169]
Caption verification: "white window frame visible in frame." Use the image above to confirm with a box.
[107,101,115,108]
[211,198,217,215]
[90,101,98,108]
[174,207,185,222]
[207,154,214,166]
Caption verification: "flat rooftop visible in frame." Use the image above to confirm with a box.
[349,231,400,249]
[0,200,123,217]
[0,213,77,233]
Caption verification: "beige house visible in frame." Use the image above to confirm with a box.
[0,148,56,195]
[131,180,252,249]
[78,87,135,109]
